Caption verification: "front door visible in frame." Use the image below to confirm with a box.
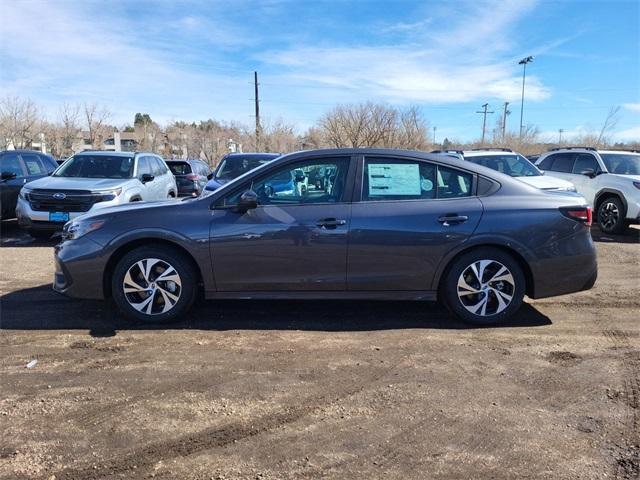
[347,156,484,291]
[0,152,27,219]
[210,156,353,291]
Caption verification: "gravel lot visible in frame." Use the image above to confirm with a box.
[1,220,638,480]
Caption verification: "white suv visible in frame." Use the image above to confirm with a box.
[433,148,578,192]
[535,148,640,234]
[16,151,177,239]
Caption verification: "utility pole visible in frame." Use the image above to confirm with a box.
[433,126,437,145]
[254,71,261,151]
[476,103,494,145]
[501,102,510,141]
[558,128,564,144]
[518,56,534,139]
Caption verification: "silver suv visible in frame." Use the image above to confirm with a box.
[16,151,177,238]
[535,147,640,234]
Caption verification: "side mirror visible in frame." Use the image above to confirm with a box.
[234,190,258,214]
[207,172,214,180]
[580,168,596,178]
[1,171,17,181]
[141,173,155,183]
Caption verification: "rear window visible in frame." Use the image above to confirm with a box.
[54,155,134,179]
[168,162,192,175]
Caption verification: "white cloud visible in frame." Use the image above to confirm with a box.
[623,103,640,113]
[613,126,640,141]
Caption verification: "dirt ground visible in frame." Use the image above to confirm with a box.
[0,219,638,480]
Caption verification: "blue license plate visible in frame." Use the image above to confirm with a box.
[49,212,69,222]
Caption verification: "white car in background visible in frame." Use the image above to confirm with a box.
[16,151,177,239]
[433,148,578,192]
[535,147,640,234]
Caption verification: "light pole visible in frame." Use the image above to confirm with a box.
[518,56,533,139]
[433,126,437,145]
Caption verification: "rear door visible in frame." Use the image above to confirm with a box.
[0,152,27,219]
[347,156,483,291]
[210,156,354,291]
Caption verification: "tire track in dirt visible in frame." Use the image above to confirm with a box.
[52,353,407,480]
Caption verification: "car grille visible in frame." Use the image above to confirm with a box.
[28,189,99,212]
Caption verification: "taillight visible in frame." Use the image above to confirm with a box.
[561,206,592,227]
[185,173,199,181]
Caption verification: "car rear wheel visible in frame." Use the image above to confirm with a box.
[597,197,627,234]
[440,248,525,326]
[111,246,197,323]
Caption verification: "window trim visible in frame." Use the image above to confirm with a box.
[212,155,357,210]
[355,155,478,203]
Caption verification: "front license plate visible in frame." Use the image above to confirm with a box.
[49,212,69,222]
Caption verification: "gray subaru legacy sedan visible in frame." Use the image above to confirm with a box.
[53,149,597,325]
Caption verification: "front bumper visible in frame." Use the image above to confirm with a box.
[16,197,122,231]
[53,235,108,299]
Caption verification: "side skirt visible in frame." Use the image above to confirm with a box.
[204,290,438,301]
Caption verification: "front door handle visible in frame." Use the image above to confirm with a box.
[437,214,469,226]
[316,218,347,229]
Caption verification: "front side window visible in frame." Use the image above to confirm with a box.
[223,157,350,206]
[573,154,600,174]
[601,153,640,175]
[54,155,134,179]
[0,153,24,177]
[137,157,152,177]
[363,158,472,201]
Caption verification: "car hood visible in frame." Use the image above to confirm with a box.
[24,176,129,191]
[516,175,575,190]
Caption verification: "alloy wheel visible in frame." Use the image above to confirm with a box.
[122,258,182,315]
[457,260,515,316]
[598,201,619,231]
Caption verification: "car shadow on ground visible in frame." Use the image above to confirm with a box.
[0,219,60,247]
[0,284,551,337]
[591,225,639,244]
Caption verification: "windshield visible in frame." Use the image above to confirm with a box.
[54,155,134,179]
[215,157,274,181]
[466,154,541,177]
[601,154,640,175]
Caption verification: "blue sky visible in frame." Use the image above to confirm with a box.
[1,0,638,142]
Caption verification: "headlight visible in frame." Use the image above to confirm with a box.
[63,219,107,240]
[92,187,122,202]
[19,186,33,200]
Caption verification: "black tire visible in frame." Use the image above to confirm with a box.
[597,196,627,234]
[111,245,197,323]
[28,229,52,240]
[440,247,526,326]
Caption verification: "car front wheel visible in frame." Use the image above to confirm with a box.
[111,245,197,323]
[597,197,627,234]
[440,248,525,326]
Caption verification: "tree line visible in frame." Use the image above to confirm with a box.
[0,95,635,166]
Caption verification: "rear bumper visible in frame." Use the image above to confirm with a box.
[529,229,598,299]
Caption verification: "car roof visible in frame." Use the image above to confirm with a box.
[462,150,520,157]
[1,149,52,155]
[222,152,280,159]
[74,150,137,157]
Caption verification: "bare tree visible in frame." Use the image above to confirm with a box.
[83,103,111,148]
[58,103,81,156]
[596,106,621,146]
[0,96,39,149]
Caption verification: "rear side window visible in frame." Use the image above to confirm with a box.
[548,153,575,173]
[0,152,24,177]
[150,157,167,176]
[20,153,46,175]
[363,158,473,201]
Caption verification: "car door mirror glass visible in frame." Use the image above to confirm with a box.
[234,190,258,213]
[580,168,596,178]
[141,173,155,183]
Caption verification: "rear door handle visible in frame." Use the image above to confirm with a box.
[316,218,347,229]
[437,214,469,226]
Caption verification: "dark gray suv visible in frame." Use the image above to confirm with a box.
[53,149,597,325]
